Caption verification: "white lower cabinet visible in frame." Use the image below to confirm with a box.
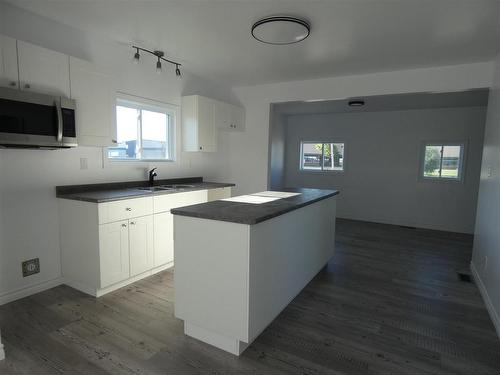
[59,186,231,297]
[129,215,154,276]
[154,212,174,267]
[99,220,130,288]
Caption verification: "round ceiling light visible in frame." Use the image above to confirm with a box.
[251,16,310,45]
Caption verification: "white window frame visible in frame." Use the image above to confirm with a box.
[108,94,177,162]
[299,141,346,173]
[419,141,466,182]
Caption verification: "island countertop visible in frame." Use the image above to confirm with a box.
[170,188,339,225]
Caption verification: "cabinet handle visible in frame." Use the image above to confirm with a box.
[199,146,203,150]
[121,223,127,228]
[130,221,136,225]
[9,81,17,87]
[111,139,118,144]
[126,207,132,211]
[24,83,31,89]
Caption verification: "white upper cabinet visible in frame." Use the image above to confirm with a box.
[17,40,70,97]
[69,57,116,147]
[182,95,217,152]
[182,95,245,152]
[214,101,231,130]
[0,35,19,89]
[215,101,245,132]
[228,103,245,131]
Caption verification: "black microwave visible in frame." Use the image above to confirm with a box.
[0,87,77,149]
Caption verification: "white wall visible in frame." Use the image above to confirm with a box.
[0,2,236,303]
[472,52,500,336]
[283,107,486,233]
[230,62,494,196]
[268,109,287,189]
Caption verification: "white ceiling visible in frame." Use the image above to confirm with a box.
[272,89,490,115]
[7,0,500,87]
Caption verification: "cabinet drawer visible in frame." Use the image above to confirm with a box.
[99,197,153,224]
[154,190,207,213]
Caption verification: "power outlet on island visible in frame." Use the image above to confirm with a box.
[22,258,40,277]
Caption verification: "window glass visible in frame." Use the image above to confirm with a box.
[302,143,322,170]
[141,110,168,160]
[108,99,174,161]
[423,145,442,178]
[441,145,461,179]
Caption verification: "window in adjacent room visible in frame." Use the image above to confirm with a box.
[108,98,175,161]
[421,143,465,181]
[300,142,345,171]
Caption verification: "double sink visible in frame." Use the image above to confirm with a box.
[134,184,196,192]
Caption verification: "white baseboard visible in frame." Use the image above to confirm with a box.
[336,214,473,234]
[471,261,500,338]
[64,262,174,298]
[0,263,175,305]
[185,321,249,356]
[0,277,63,306]
[62,279,98,297]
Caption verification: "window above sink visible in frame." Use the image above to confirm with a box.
[108,96,177,162]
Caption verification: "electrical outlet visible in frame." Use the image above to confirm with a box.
[80,157,88,170]
[487,165,492,178]
[22,258,40,277]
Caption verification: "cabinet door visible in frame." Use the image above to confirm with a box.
[153,212,174,267]
[0,35,19,89]
[99,220,130,288]
[129,215,154,276]
[214,100,230,130]
[70,57,116,146]
[230,104,245,131]
[197,96,216,151]
[17,40,70,96]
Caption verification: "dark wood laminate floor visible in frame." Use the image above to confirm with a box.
[1,219,499,375]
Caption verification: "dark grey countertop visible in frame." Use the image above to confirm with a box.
[171,188,339,225]
[56,177,235,203]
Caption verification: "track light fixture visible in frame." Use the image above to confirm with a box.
[156,57,162,74]
[133,47,140,64]
[132,45,182,77]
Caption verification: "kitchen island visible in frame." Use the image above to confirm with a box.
[172,188,338,355]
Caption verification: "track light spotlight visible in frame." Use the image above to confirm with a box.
[132,45,182,77]
[133,48,140,64]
